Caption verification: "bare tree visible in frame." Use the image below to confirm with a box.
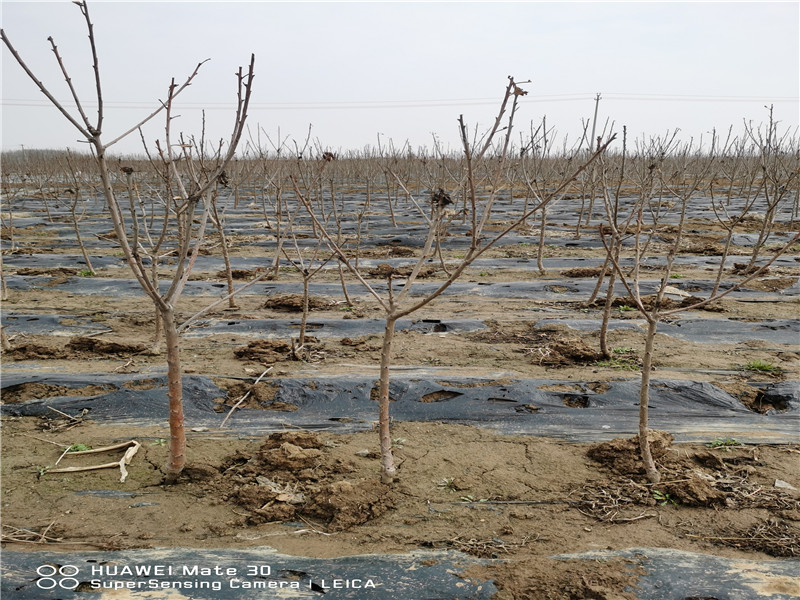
[597,131,799,483]
[58,150,96,275]
[296,77,614,484]
[2,1,255,482]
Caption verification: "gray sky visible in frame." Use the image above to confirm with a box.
[2,1,798,156]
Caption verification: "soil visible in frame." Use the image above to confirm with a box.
[2,418,799,599]
[2,208,799,598]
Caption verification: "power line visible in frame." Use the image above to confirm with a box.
[2,93,797,111]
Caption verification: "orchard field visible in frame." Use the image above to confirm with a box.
[2,133,799,599]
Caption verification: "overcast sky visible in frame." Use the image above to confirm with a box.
[2,1,798,156]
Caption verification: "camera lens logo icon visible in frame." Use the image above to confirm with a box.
[36,565,80,590]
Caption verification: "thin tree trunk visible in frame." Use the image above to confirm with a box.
[272,191,284,278]
[338,263,353,307]
[299,275,310,347]
[150,262,162,352]
[1,326,11,352]
[711,231,735,297]
[599,268,617,358]
[586,252,612,305]
[214,212,237,309]
[70,198,95,274]
[378,314,398,484]
[162,307,186,483]
[383,172,397,227]
[536,206,547,274]
[0,253,8,301]
[639,318,660,484]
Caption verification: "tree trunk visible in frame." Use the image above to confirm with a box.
[639,318,660,483]
[217,219,237,309]
[299,275,310,347]
[536,206,547,274]
[338,263,353,307]
[150,263,162,352]
[1,326,11,352]
[378,315,398,484]
[161,306,186,483]
[599,268,616,358]
[0,253,8,301]
[70,202,95,275]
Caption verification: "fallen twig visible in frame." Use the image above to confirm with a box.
[47,440,141,482]
[220,367,272,428]
[46,406,82,421]
[19,433,64,447]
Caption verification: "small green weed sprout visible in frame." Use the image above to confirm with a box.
[652,490,677,506]
[706,437,742,449]
[618,305,636,312]
[436,477,457,492]
[742,359,780,373]
[594,357,639,371]
[78,269,95,277]
[67,443,92,452]
[460,494,488,503]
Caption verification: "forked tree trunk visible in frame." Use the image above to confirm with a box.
[639,318,660,483]
[162,306,186,483]
[378,314,399,483]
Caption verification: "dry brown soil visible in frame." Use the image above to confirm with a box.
[2,227,800,599]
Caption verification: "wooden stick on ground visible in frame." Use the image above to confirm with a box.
[220,367,272,428]
[47,440,141,482]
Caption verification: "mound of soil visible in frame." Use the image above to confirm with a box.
[6,336,147,360]
[372,244,416,257]
[218,431,395,530]
[732,262,769,276]
[743,276,796,292]
[65,337,147,355]
[368,263,436,279]
[562,266,608,278]
[583,433,800,524]
[234,339,292,362]
[15,266,78,276]
[1,382,115,404]
[541,337,602,365]
[7,342,70,360]
[586,431,674,476]
[262,293,333,312]
[213,380,296,412]
[481,558,641,600]
[621,295,678,311]
[677,295,726,311]
[216,268,269,280]
[471,322,602,366]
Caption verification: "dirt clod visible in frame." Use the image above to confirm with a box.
[587,431,674,476]
[262,293,332,312]
[234,340,292,362]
